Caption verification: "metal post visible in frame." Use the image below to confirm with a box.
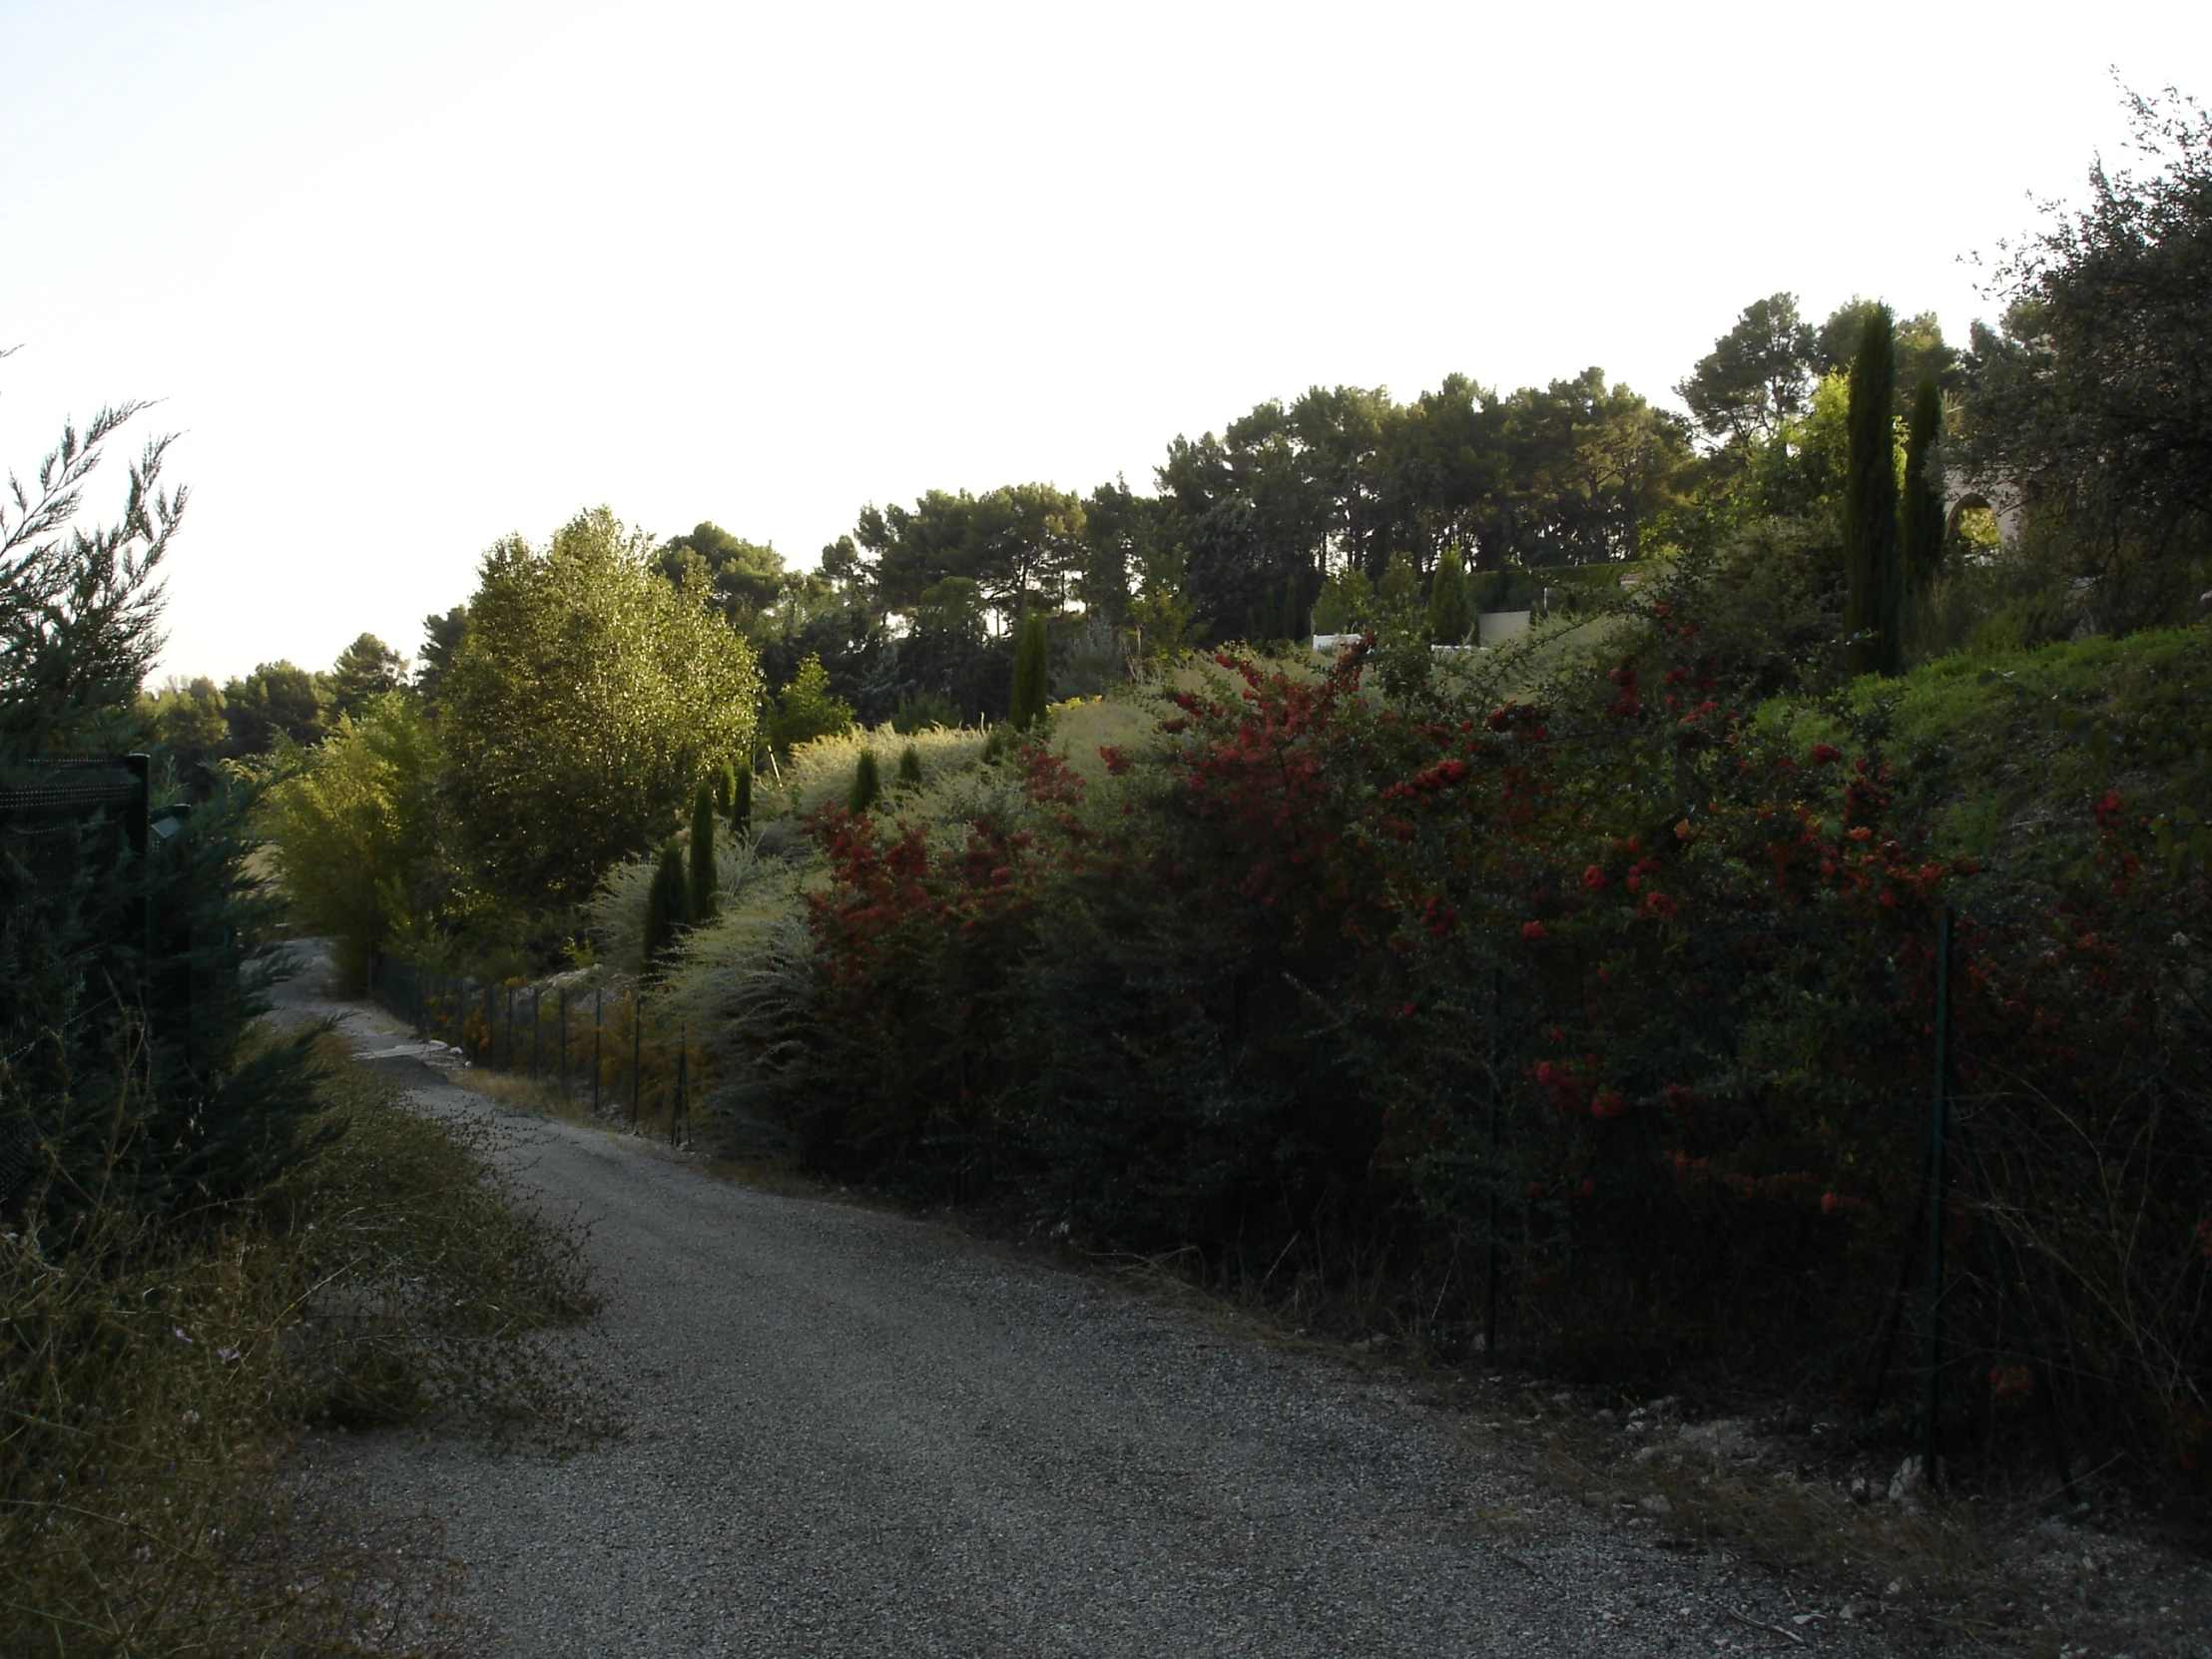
[531,986,541,1081]
[592,987,603,1115]
[1922,902,1953,1484]
[1484,963,1501,1358]
[630,995,641,1128]
[672,1024,687,1145]
[558,987,568,1095]
[483,981,494,1067]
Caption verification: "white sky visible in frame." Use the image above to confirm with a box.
[1,0,2204,684]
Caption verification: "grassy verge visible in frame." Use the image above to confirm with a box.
[1,1043,603,1657]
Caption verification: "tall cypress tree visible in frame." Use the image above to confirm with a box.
[728,761,752,837]
[895,744,923,791]
[846,750,881,815]
[1425,546,1472,645]
[1008,611,1050,732]
[687,781,717,924]
[1901,376,1946,599]
[1843,305,1902,677]
[642,838,689,971]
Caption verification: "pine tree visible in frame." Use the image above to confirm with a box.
[895,744,923,791]
[1425,546,1472,644]
[1008,611,1050,732]
[1843,305,1902,677]
[688,781,717,924]
[729,761,752,836]
[846,750,880,815]
[642,838,689,971]
[1901,376,1946,598]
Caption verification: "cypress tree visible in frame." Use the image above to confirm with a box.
[729,761,752,836]
[1901,376,1946,598]
[1425,546,1472,644]
[1843,305,1902,677]
[846,749,881,815]
[1009,611,1050,732]
[688,781,717,924]
[895,744,923,791]
[642,838,689,971]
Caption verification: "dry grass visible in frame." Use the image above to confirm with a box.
[1,1047,605,1657]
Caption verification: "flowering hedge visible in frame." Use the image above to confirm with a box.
[755,612,2211,1495]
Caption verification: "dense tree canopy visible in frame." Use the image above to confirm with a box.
[1955,87,2212,619]
[439,507,762,905]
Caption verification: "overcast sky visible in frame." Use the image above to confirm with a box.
[2,0,2204,684]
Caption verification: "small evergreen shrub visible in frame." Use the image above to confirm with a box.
[846,750,881,816]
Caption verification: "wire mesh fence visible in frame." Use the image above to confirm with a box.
[369,954,705,1145]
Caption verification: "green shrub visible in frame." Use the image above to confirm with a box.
[895,744,923,792]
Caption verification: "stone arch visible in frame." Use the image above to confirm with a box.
[1944,491,1993,541]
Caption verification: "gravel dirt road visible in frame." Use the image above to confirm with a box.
[278,952,1906,1659]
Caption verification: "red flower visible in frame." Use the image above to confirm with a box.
[1521,920,1550,941]
[1590,1091,1629,1121]
[1820,1192,1839,1218]
[1810,744,1843,766]
[1581,863,1607,891]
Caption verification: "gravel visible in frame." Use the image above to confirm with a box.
[281,955,1913,1658]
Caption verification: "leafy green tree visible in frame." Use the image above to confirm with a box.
[1678,293,1817,448]
[260,693,439,989]
[1425,545,1472,643]
[0,391,181,756]
[688,781,717,923]
[1310,566,1373,634]
[895,744,923,791]
[222,660,327,754]
[139,675,231,773]
[855,483,1089,627]
[1956,88,2212,619]
[1816,299,1955,409]
[1901,377,1946,596]
[658,521,788,625]
[1843,307,1902,677]
[641,838,689,970]
[766,652,855,756]
[1008,611,1050,731]
[846,750,881,815]
[328,632,407,719]
[414,606,468,715]
[440,506,762,905]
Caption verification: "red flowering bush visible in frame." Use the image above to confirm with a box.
[738,617,2211,1499]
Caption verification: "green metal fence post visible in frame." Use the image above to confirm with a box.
[592,987,602,1115]
[1922,902,1954,1486]
[558,986,568,1096]
[630,995,641,1129]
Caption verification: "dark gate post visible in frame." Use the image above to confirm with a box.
[558,987,568,1095]
[630,995,641,1129]
[531,986,541,1081]
[592,987,603,1115]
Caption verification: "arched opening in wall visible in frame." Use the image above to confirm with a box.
[1945,493,2001,560]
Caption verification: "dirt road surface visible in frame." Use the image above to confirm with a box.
[279,952,1901,1659]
